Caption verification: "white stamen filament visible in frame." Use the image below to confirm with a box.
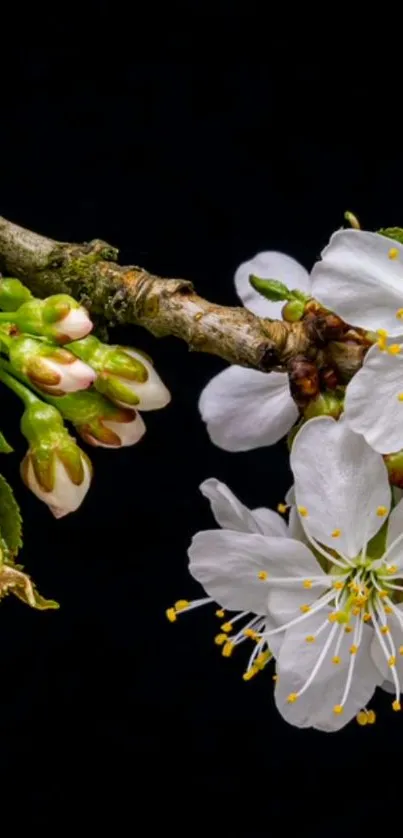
[261,589,336,639]
[339,616,361,708]
[294,623,338,699]
[304,530,350,568]
[369,602,401,701]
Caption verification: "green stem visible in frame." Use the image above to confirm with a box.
[0,359,40,407]
[0,312,18,322]
[0,328,12,351]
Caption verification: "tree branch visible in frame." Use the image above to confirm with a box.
[0,215,311,372]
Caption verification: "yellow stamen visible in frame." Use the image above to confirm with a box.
[277,503,288,514]
[367,710,376,724]
[379,590,388,598]
[387,565,398,574]
[388,343,401,355]
[352,607,360,616]
[377,328,389,351]
[331,529,341,538]
[389,655,396,667]
[243,628,258,639]
[399,646,403,655]
[242,667,258,681]
[300,604,311,614]
[333,704,343,715]
[255,651,271,669]
[393,700,401,711]
[333,581,343,590]
[384,606,393,614]
[298,506,308,517]
[381,626,390,635]
[377,506,388,517]
[215,609,225,618]
[174,600,189,611]
[305,635,315,643]
[363,613,371,622]
[345,626,353,633]
[396,309,403,320]
[287,693,298,703]
[398,393,403,402]
[221,622,233,633]
[388,247,399,259]
[332,656,341,665]
[328,612,338,623]
[350,645,358,654]
[303,579,312,589]
[166,607,177,623]
[356,710,368,726]
[214,633,228,646]
[222,641,234,658]
[258,571,268,581]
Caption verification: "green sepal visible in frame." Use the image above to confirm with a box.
[0,278,33,312]
[249,276,294,302]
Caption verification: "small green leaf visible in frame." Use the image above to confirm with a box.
[378,227,403,245]
[0,430,13,454]
[0,474,23,555]
[249,275,293,302]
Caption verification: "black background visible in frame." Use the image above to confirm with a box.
[0,16,400,830]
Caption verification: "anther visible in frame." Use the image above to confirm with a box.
[396,309,403,320]
[298,506,308,517]
[287,693,298,704]
[398,394,403,402]
[388,655,396,667]
[277,503,288,514]
[363,613,371,622]
[174,600,189,611]
[377,506,388,517]
[381,626,390,635]
[367,710,376,724]
[350,645,358,654]
[387,566,398,574]
[303,580,313,589]
[388,247,399,259]
[344,626,353,633]
[385,606,393,614]
[300,604,311,613]
[222,641,234,658]
[258,571,268,581]
[243,628,258,639]
[333,705,343,715]
[214,633,228,646]
[332,529,341,538]
[215,609,225,618]
[393,699,401,711]
[166,607,177,623]
[221,622,233,632]
[305,635,316,643]
[356,710,368,726]
[332,656,341,665]
[333,581,343,590]
[242,667,258,681]
[388,344,401,355]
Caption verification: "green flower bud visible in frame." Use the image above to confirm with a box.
[68,337,170,411]
[9,336,96,395]
[0,278,33,312]
[282,299,306,322]
[384,450,403,488]
[20,402,92,518]
[51,390,146,448]
[15,295,92,343]
[303,392,344,421]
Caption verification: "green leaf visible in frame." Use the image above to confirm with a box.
[249,275,293,302]
[0,474,22,556]
[378,227,403,245]
[0,430,13,454]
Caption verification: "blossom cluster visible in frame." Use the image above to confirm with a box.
[168,224,403,731]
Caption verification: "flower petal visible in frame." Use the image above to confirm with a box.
[200,478,288,537]
[370,604,403,688]
[199,366,298,452]
[386,498,403,549]
[120,349,171,411]
[234,251,310,318]
[311,229,403,336]
[275,616,381,731]
[290,416,391,558]
[344,345,403,454]
[284,484,307,542]
[188,530,323,615]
